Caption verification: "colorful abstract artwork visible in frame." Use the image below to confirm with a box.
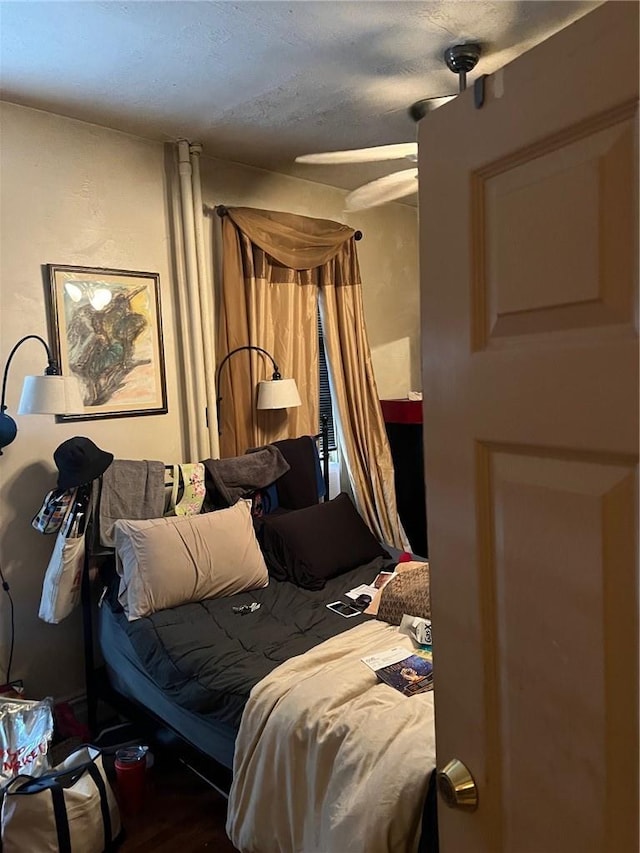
[47,265,167,421]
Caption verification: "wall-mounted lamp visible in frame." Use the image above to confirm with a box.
[216,345,301,433]
[0,335,84,455]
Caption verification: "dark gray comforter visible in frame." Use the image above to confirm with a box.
[108,556,393,730]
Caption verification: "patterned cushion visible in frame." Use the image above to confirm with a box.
[376,563,430,625]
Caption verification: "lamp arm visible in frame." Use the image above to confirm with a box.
[215,345,280,396]
[215,344,281,435]
[1,335,59,414]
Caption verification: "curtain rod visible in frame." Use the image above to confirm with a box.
[214,205,363,241]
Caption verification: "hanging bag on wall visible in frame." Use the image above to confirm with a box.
[38,490,90,625]
[31,489,78,535]
[0,745,121,853]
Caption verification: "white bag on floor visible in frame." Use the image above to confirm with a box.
[0,696,53,786]
[0,745,121,853]
[38,503,86,625]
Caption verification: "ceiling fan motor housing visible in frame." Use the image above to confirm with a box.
[409,42,482,122]
[444,43,482,75]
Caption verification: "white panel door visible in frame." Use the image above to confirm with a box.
[419,3,638,851]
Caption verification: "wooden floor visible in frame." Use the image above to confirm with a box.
[116,756,239,852]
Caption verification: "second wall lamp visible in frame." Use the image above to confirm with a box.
[215,345,301,433]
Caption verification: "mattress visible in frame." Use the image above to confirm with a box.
[99,601,238,768]
[98,555,394,765]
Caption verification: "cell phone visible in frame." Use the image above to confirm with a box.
[373,571,394,589]
[326,601,361,618]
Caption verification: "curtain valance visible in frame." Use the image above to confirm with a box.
[224,207,361,281]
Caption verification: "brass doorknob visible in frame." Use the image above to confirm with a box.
[437,759,478,811]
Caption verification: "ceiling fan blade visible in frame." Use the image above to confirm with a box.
[296,142,417,165]
[408,94,456,121]
[345,168,419,211]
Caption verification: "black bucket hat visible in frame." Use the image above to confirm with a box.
[54,437,114,490]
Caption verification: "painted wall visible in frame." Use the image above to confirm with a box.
[0,101,418,700]
[0,102,183,700]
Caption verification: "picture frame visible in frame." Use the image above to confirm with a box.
[47,264,168,421]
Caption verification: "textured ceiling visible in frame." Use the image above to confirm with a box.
[0,1,601,201]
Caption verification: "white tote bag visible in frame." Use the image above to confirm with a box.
[0,746,121,853]
[38,500,87,625]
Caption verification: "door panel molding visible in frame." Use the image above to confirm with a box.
[471,100,637,351]
[476,441,638,851]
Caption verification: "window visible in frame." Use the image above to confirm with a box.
[318,309,336,453]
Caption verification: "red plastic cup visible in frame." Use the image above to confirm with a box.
[115,746,147,816]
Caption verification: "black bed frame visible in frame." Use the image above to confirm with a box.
[80,553,234,794]
[80,419,331,794]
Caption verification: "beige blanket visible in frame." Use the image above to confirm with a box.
[226,620,436,853]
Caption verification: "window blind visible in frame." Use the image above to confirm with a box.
[318,310,336,453]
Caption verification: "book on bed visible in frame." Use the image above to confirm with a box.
[362,646,433,696]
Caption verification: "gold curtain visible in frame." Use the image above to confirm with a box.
[218,205,404,548]
[320,269,405,549]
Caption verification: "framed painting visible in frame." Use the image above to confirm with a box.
[47,264,168,421]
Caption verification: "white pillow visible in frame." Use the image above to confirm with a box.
[114,500,268,620]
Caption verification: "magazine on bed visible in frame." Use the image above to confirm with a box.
[362,646,433,696]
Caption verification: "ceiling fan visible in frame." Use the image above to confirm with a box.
[295,43,481,211]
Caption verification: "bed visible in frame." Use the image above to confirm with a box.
[85,438,437,852]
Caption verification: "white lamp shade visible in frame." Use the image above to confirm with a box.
[17,374,84,415]
[257,378,302,410]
